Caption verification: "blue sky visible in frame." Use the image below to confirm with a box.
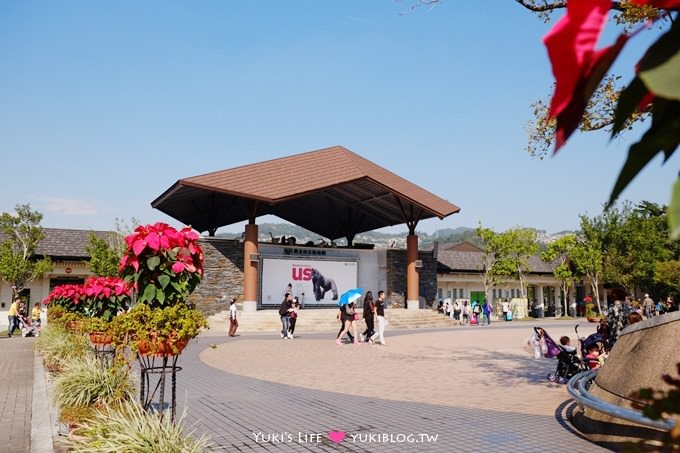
[1,1,675,236]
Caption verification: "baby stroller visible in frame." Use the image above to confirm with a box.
[576,325,609,368]
[18,315,38,337]
[537,327,588,384]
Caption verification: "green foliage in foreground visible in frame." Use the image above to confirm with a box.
[67,400,211,453]
[52,355,135,415]
[34,325,92,373]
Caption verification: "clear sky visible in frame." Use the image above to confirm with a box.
[1,1,675,236]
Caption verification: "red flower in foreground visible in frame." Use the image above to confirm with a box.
[119,222,204,307]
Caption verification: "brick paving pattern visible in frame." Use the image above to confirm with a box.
[0,337,34,453]
[4,319,613,452]
[175,320,610,452]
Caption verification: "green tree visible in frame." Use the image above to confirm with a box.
[85,217,139,277]
[476,225,513,305]
[654,260,680,300]
[0,204,53,297]
[85,232,122,277]
[541,234,578,317]
[496,228,539,300]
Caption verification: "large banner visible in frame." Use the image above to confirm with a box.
[260,257,358,307]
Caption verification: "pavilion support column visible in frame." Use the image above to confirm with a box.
[406,234,420,310]
[242,223,259,312]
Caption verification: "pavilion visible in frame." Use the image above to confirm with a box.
[152,146,460,311]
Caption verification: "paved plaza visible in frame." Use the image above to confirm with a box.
[176,320,610,452]
[7,319,615,452]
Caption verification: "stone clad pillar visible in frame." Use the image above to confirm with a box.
[406,234,419,310]
[242,223,259,312]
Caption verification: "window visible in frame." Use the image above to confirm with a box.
[438,288,443,299]
[447,290,452,298]
[459,288,464,298]
[452,288,457,299]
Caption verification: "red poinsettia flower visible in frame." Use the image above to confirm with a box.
[543,0,635,151]
[119,222,204,308]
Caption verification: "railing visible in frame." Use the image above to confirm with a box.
[567,370,677,432]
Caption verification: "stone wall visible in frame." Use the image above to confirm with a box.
[385,249,437,308]
[188,237,244,316]
[191,238,438,315]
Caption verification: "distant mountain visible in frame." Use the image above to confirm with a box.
[215,223,576,248]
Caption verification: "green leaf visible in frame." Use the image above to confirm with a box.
[158,274,170,289]
[142,284,156,303]
[640,50,680,101]
[146,255,161,271]
[156,288,165,304]
[669,178,680,240]
[638,20,680,74]
[611,77,647,137]
[607,99,680,208]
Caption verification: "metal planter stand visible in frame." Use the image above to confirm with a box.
[137,353,183,422]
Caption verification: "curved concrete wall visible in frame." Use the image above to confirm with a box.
[577,311,680,444]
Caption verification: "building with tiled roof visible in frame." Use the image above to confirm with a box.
[0,228,115,308]
[436,242,578,317]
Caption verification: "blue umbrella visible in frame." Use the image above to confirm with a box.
[338,288,363,306]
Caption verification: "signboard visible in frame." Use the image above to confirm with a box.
[260,257,358,306]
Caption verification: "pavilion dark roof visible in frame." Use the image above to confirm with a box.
[152,146,460,240]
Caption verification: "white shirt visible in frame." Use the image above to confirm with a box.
[229,303,237,319]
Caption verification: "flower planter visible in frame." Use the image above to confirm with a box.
[88,332,113,345]
[137,337,188,357]
[66,320,84,333]
[587,316,603,323]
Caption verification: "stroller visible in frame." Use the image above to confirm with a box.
[576,324,609,369]
[537,327,588,384]
[18,315,38,337]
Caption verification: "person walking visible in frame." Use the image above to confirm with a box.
[461,300,470,326]
[501,300,510,321]
[361,291,375,342]
[7,297,20,338]
[336,301,359,346]
[606,288,630,348]
[31,303,42,336]
[228,298,239,337]
[288,297,300,337]
[453,300,461,321]
[279,293,294,340]
[482,301,493,326]
[642,293,655,318]
[370,290,388,345]
[336,306,354,343]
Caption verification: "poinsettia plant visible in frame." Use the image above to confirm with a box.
[119,222,204,308]
[81,276,132,321]
[43,283,86,314]
[542,0,679,233]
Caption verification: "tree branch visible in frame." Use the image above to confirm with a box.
[514,0,623,13]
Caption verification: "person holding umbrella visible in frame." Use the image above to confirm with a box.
[336,289,362,346]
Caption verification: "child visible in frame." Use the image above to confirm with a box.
[528,328,545,359]
[584,344,603,369]
[559,336,576,353]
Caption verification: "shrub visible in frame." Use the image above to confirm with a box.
[34,325,92,373]
[67,400,211,453]
[52,355,135,415]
